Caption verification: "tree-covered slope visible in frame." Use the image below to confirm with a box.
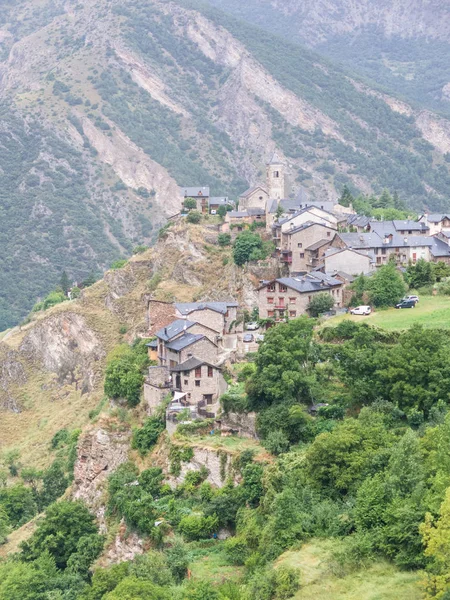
[3,0,450,329]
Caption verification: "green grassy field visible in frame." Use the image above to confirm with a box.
[326,295,450,330]
[276,540,424,600]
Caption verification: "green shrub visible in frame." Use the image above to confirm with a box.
[131,418,165,456]
[186,211,202,224]
[224,536,250,565]
[178,514,218,540]
[218,233,231,247]
[110,259,127,270]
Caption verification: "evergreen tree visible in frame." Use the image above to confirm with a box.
[60,271,70,296]
[338,185,354,207]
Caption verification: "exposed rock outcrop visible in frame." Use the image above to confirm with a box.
[72,423,131,521]
[20,312,104,394]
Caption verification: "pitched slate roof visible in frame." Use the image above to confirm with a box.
[208,197,231,206]
[239,186,268,198]
[180,186,210,197]
[259,273,341,294]
[175,301,238,316]
[424,214,450,223]
[247,207,266,216]
[306,239,333,251]
[286,220,336,236]
[155,319,196,342]
[267,151,282,165]
[393,220,429,232]
[170,357,219,372]
[165,333,206,352]
[146,339,158,348]
[347,214,371,228]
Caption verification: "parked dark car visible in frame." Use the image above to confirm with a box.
[395,300,416,309]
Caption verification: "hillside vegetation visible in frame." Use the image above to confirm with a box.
[4,0,450,328]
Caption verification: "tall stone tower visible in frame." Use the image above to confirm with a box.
[266,152,285,199]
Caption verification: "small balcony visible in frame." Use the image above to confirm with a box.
[274,304,286,310]
[281,251,292,264]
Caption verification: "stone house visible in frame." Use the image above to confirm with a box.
[257,274,343,320]
[333,232,450,266]
[277,221,337,273]
[208,197,233,214]
[175,302,241,336]
[239,186,269,211]
[323,247,374,275]
[171,357,228,416]
[418,214,450,235]
[180,186,210,213]
[163,334,219,369]
[221,208,266,232]
[144,366,172,415]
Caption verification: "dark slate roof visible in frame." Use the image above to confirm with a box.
[324,247,371,259]
[156,319,196,342]
[170,357,219,372]
[180,186,209,197]
[267,151,282,165]
[208,197,231,206]
[393,220,429,231]
[175,301,238,316]
[146,339,158,348]
[239,186,267,198]
[165,333,206,352]
[259,273,341,294]
[286,220,336,235]
[347,214,371,228]
[424,214,450,223]
[306,238,333,251]
[338,232,384,248]
[267,199,278,214]
[439,230,450,238]
[430,237,450,258]
[228,210,248,218]
[247,207,266,216]
[368,221,396,235]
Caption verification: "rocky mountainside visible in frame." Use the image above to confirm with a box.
[0,218,270,469]
[3,0,450,329]
[206,0,450,112]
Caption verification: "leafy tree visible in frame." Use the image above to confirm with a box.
[66,534,105,579]
[103,577,169,600]
[165,538,190,583]
[21,500,100,569]
[217,204,227,218]
[178,514,218,540]
[308,293,334,317]
[433,261,450,282]
[304,413,393,496]
[246,317,317,408]
[0,484,37,528]
[367,262,407,307]
[0,506,10,544]
[40,461,69,509]
[232,232,267,266]
[183,197,197,210]
[104,342,149,407]
[186,211,202,224]
[406,258,436,289]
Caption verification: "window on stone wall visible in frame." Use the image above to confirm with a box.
[184,379,188,385]
[289,311,297,317]
[195,380,201,387]
[208,366,213,377]
[273,171,279,178]
[195,367,202,378]
[300,253,304,258]
[268,297,274,304]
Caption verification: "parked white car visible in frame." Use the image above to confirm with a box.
[350,305,372,316]
[402,295,419,303]
[246,322,260,330]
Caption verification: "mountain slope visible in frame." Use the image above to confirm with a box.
[3,0,450,328]
[204,0,450,113]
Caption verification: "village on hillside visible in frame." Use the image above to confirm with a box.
[142,154,450,431]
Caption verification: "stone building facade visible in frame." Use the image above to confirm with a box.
[257,275,343,320]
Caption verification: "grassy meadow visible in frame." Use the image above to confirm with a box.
[326,295,450,330]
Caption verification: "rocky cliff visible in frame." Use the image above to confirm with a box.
[0,218,272,467]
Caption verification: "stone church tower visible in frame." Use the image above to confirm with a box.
[266,152,285,199]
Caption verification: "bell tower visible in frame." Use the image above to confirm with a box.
[266,152,285,199]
